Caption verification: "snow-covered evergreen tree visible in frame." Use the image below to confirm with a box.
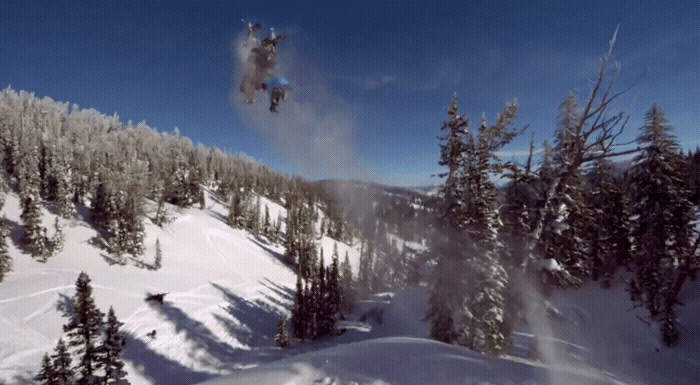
[154,238,162,270]
[305,279,316,339]
[275,314,290,348]
[273,213,282,244]
[51,217,64,255]
[34,353,56,385]
[0,215,11,283]
[429,94,469,344]
[19,142,48,260]
[630,104,694,346]
[292,271,306,341]
[316,251,333,337]
[328,243,341,319]
[100,307,129,385]
[340,251,354,314]
[460,107,518,356]
[54,150,76,219]
[52,338,74,385]
[262,204,272,238]
[63,272,105,385]
[247,195,261,235]
[430,95,519,355]
[587,154,632,287]
[227,187,248,229]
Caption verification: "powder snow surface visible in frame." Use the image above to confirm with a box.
[1,189,698,384]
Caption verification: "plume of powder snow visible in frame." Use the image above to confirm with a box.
[230,28,376,182]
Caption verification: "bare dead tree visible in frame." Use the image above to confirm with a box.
[521,26,641,272]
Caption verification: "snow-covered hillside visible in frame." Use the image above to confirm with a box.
[0,188,359,384]
[200,336,627,385]
[2,186,699,384]
[199,278,700,385]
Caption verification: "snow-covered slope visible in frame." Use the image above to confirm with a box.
[2,185,699,384]
[200,278,700,385]
[199,336,627,385]
[0,188,359,384]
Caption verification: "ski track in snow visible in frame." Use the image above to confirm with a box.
[0,284,74,305]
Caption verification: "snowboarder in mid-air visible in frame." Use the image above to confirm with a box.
[239,22,290,112]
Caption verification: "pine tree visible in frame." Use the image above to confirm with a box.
[64,272,105,385]
[308,274,320,338]
[328,243,341,320]
[588,158,632,287]
[262,204,272,238]
[316,251,332,337]
[52,338,74,385]
[92,178,112,230]
[34,353,56,385]
[0,215,11,283]
[20,144,48,260]
[55,153,76,219]
[340,251,354,314]
[273,213,282,244]
[154,238,162,270]
[608,176,632,271]
[302,280,314,339]
[51,217,64,255]
[275,314,290,348]
[100,307,129,385]
[536,93,591,291]
[249,196,261,235]
[292,271,306,341]
[430,95,519,355]
[228,185,251,230]
[108,214,125,265]
[429,95,469,344]
[116,162,147,260]
[630,104,694,346]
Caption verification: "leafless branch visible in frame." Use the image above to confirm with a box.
[521,26,639,271]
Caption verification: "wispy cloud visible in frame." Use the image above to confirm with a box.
[333,74,396,90]
[363,75,395,89]
[418,59,462,91]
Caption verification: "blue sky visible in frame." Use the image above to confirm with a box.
[1,1,698,186]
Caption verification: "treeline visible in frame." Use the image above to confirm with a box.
[316,180,437,244]
[0,87,349,276]
[429,36,699,355]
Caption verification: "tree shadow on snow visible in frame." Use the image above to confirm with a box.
[121,331,213,385]
[210,282,282,348]
[146,298,247,369]
[210,281,375,364]
[248,236,290,268]
[206,210,229,226]
[258,279,294,310]
[260,278,294,300]
[5,218,31,255]
[99,252,121,266]
[56,292,75,318]
[207,282,301,367]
